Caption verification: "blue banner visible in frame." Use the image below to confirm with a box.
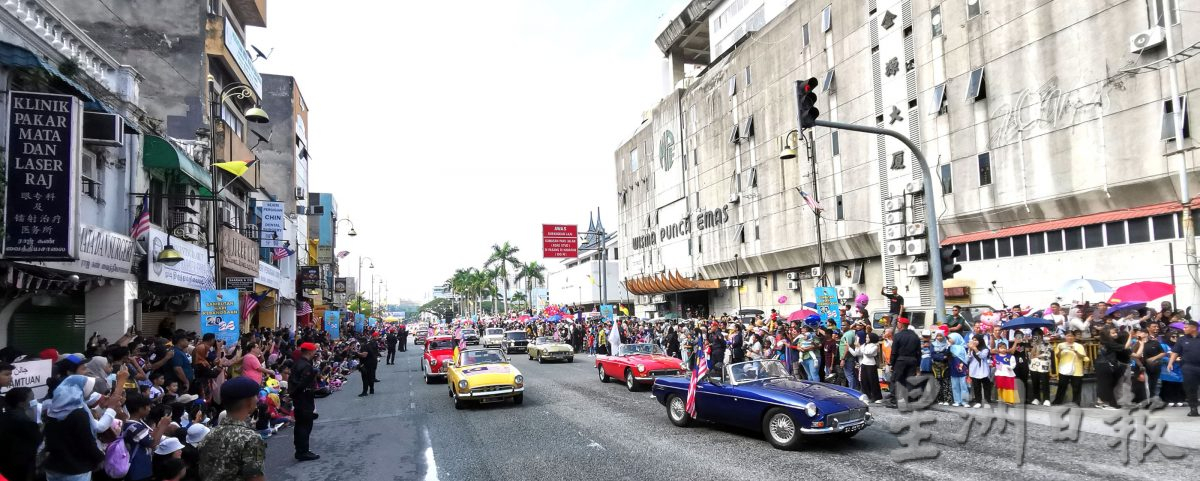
[814,286,842,329]
[600,304,614,322]
[325,311,341,339]
[368,317,378,328]
[200,289,240,346]
[354,313,365,333]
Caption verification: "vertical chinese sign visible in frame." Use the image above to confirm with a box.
[542,224,578,258]
[3,92,82,260]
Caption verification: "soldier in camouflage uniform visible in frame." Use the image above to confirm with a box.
[199,376,266,481]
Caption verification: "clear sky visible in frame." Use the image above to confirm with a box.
[249,0,683,304]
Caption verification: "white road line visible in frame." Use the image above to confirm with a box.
[422,427,440,481]
[410,402,416,409]
[587,440,605,450]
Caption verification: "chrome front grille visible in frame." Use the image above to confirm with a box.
[827,408,867,427]
[649,370,682,377]
[470,385,510,394]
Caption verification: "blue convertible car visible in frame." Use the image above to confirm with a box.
[651,359,872,450]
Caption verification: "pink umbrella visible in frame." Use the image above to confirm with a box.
[1108,281,1174,304]
[518,315,531,322]
[787,309,818,321]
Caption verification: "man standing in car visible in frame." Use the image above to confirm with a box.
[887,317,921,408]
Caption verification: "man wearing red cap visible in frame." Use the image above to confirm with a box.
[289,343,320,461]
[887,317,921,408]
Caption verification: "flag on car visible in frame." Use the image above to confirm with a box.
[686,333,708,417]
[131,196,151,241]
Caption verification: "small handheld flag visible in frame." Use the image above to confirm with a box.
[686,333,708,417]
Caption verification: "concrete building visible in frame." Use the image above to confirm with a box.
[616,0,1200,318]
[0,0,145,352]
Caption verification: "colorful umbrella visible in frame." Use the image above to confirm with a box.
[518,315,532,322]
[1106,301,1146,315]
[787,309,818,321]
[1169,322,1187,330]
[1000,316,1055,331]
[1057,278,1114,303]
[1108,281,1174,304]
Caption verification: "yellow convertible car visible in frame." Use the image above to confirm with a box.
[447,348,525,409]
[527,337,574,363]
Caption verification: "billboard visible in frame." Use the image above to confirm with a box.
[324,310,341,338]
[201,289,241,346]
[542,224,578,258]
[3,91,81,260]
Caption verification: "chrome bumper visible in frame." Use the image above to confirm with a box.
[801,412,873,434]
[459,386,525,398]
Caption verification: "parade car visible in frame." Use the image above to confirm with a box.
[446,348,524,409]
[526,337,574,363]
[481,328,506,348]
[414,323,430,345]
[501,330,529,353]
[652,359,872,450]
[421,335,456,384]
[460,328,480,345]
[595,343,687,391]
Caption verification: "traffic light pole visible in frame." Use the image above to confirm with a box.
[811,119,947,322]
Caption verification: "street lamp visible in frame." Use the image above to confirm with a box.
[779,130,799,160]
[358,256,375,314]
[156,244,185,266]
[210,77,269,124]
[336,217,357,237]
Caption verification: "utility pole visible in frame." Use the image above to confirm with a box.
[1164,13,1200,318]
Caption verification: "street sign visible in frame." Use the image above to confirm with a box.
[225,276,254,291]
[542,224,578,258]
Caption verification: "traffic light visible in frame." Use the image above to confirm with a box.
[940,245,962,280]
[797,77,820,130]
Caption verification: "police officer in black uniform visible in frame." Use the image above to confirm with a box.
[398,326,409,352]
[887,317,921,408]
[290,342,320,461]
[357,337,379,396]
[1168,320,1200,417]
[385,331,398,365]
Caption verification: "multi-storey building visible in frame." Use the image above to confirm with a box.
[617,0,1199,318]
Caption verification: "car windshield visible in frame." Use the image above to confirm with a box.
[534,337,548,344]
[505,331,527,340]
[428,340,454,350]
[485,328,504,336]
[462,329,477,336]
[460,349,505,366]
[619,343,663,356]
[726,360,790,384]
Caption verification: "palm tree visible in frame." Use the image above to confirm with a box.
[470,267,496,317]
[486,242,522,315]
[450,268,473,316]
[511,292,527,310]
[514,261,546,314]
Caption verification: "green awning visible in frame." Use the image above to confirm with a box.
[143,135,213,195]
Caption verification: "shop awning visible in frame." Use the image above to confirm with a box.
[143,136,213,195]
[624,271,720,296]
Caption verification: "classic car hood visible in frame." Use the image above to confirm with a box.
[427,350,453,361]
[539,343,572,351]
[625,354,684,368]
[755,379,863,411]
[455,363,521,386]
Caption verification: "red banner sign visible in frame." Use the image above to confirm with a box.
[543,224,578,258]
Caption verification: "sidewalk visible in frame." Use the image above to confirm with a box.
[924,402,1200,450]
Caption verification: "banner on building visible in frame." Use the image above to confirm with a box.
[3,91,82,261]
[219,228,259,277]
[355,313,365,333]
[600,304,614,322]
[201,289,241,346]
[146,226,214,290]
[0,358,52,398]
[324,310,341,338]
[542,224,578,258]
[299,266,321,290]
[814,286,842,329]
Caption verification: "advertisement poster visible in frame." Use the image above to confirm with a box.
[2,91,81,261]
[368,317,377,328]
[324,310,340,338]
[813,286,842,329]
[600,304,614,322]
[355,313,365,333]
[300,266,321,290]
[201,289,241,346]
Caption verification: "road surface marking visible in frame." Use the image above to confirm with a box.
[587,441,605,450]
[422,427,440,481]
[410,402,416,409]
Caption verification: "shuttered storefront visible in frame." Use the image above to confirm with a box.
[7,294,86,354]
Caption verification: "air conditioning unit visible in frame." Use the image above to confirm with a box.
[906,222,927,237]
[885,225,905,241]
[786,272,800,280]
[885,240,905,257]
[171,186,200,214]
[308,205,325,215]
[885,212,905,225]
[884,197,904,212]
[810,266,823,278]
[1130,27,1165,53]
[171,211,201,240]
[836,286,856,299]
[799,269,814,279]
[908,261,930,277]
[295,187,305,200]
[787,280,800,290]
[905,181,924,194]
[905,239,927,255]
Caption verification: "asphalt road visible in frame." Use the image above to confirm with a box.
[265,346,1200,481]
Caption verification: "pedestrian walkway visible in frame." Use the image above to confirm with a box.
[927,403,1200,450]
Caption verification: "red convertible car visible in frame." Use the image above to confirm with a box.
[422,335,456,384]
[596,343,687,391]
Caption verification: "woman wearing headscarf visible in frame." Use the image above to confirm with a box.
[853,332,883,402]
[948,333,971,407]
[931,332,952,405]
[42,375,106,480]
[83,356,112,396]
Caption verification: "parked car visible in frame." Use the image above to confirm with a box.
[596,343,686,391]
[870,303,995,332]
[501,330,529,353]
[652,359,872,450]
[421,336,456,384]
[527,337,573,363]
[481,328,506,348]
[446,348,524,409]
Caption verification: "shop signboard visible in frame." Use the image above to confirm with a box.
[146,226,214,290]
[225,276,254,291]
[299,266,321,289]
[255,261,281,289]
[542,224,578,258]
[334,277,347,293]
[317,245,333,264]
[21,224,136,281]
[324,310,341,338]
[220,228,259,277]
[814,286,842,329]
[0,358,53,398]
[201,289,241,346]
[3,91,82,261]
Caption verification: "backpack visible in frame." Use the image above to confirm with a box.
[104,438,131,478]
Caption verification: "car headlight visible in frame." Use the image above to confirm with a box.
[859,394,869,403]
[429,359,436,366]
[514,375,524,386]
[679,361,688,370]
[458,380,468,390]
[637,364,646,372]
[804,402,818,417]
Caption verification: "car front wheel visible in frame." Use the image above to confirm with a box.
[453,395,467,410]
[597,365,609,383]
[538,354,544,364]
[762,408,802,450]
[625,369,639,392]
[667,394,691,427]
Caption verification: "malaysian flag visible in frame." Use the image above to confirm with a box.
[297,301,313,316]
[685,333,708,417]
[131,196,151,240]
[798,190,823,214]
[271,246,294,261]
[336,250,350,259]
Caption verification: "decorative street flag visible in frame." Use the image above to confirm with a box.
[297,301,313,316]
[214,159,256,177]
[243,290,268,321]
[336,250,350,259]
[131,196,151,241]
[686,333,708,417]
[799,190,823,214]
[271,246,294,261]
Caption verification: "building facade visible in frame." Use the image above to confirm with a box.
[617,0,1199,318]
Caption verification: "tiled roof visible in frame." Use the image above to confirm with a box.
[941,198,1200,245]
